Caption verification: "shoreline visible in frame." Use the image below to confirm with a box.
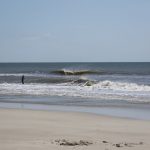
[1,101,150,120]
[0,108,150,150]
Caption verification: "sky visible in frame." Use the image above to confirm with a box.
[0,0,150,62]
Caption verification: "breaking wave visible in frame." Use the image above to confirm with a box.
[52,69,102,75]
[0,80,150,102]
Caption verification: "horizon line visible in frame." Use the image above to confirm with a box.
[0,61,150,63]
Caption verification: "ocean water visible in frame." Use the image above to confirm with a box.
[0,62,150,101]
[1,62,150,119]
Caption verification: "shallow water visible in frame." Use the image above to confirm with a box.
[0,95,150,120]
[1,101,150,120]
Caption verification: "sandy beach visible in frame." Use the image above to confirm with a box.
[0,108,150,150]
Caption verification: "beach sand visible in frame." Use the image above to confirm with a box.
[0,108,150,150]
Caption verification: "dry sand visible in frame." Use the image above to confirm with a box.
[0,108,150,150]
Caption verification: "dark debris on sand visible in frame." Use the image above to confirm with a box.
[53,139,143,148]
[113,142,144,148]
[54,139,93,146]
[102,140,144,148]
[102,140,109,143]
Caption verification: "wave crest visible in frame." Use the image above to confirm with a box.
[52,69,101,75]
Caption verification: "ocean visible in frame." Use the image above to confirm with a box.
[0,62,150,119]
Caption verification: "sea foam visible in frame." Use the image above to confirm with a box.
[0,80,150,102]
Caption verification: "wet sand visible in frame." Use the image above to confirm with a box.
[0,108,150,150]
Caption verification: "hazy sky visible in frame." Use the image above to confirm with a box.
[0,0,150,62]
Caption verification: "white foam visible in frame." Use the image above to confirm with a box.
[0,73,34,77]
[92,80,150,92]
[0,73,53,78]
[0,81,150,102]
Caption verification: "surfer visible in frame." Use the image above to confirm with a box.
[21,75,25,84]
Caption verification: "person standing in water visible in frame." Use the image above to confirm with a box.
[21,75,25,84]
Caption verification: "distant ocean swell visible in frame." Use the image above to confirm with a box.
[1,68,150,76]
[51,69,150,75]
